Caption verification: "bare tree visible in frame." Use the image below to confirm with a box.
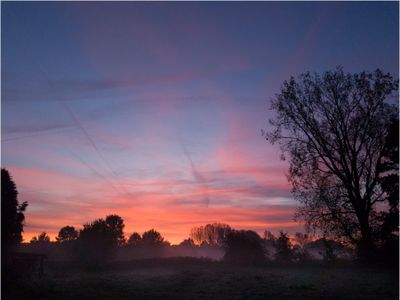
[190,223,232,246]
[265,67,399,259]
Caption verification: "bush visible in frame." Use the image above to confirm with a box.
[223,230,265,265]
[74,219,117,267]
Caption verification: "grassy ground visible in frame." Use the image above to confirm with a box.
[6,259,398,300]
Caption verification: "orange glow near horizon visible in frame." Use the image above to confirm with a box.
[12,162,300,245]
[22,205,301,245]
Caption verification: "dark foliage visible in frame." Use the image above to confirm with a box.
[105,214,126,246]
[74,216,124,266]
[178,238,196,248]
[141,229,165,246]
[119,229,170,260]
[373,116,399,262]
[292,232,312,261]
[30,232,50,243]
[56,226,78,243]
[223,230,266,265]
[127,232,141,246]
[275,232,293,262]
[265,67,399,259]
[1,168,28,291]
[1,168,28,253]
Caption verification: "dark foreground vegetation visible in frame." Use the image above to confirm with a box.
[6,258,398,300]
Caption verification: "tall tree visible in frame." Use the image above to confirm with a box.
[105,214,126,246]
[265,68,399,259]
[1,168,28,253]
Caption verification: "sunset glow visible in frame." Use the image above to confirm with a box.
[2,2,398,244]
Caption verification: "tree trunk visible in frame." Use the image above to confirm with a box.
[357,213,375,261]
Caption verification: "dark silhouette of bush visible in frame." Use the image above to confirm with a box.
[178,238,196,248]
[141,229,165,246]
[30,232,50,243]
[127,232,141,246]
[275,232,293,262]
[120,229,170,260]
[73,214,126,266]
[28,232,53,257]
[55,226,79,260]
[292,232,312,262]
[304,238,349,262]
[56,226,78,243]
[321,238,338,263]
[174,238,197,257]
[223,230,265,265]
[262,230,277,260]
[74,219,117,266]
[377,236,399,266]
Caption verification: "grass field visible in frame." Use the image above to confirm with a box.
[7,259,398,300]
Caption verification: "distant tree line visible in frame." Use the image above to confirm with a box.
[25,219,355,267]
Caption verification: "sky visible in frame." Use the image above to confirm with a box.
[1,2,399,244]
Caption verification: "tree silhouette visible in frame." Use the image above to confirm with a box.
[56,226,78,243]
[30,232,51,243]
[75,218,117,266]
[178,238,196,248]
[29,232,52,256]
[294,232,311,249]
[190,223,232,246]
[223,230,265,265]
[1,168,28,254]
[127,232,141,246]
[275,232,293,262]
[141,229,165,246]
[263,230,276,241]
[265,67,399,259]
[262,230,277,259]
[293,232,312,261]
[105,214,126,246]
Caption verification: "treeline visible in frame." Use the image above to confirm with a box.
[22,216,353,266]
